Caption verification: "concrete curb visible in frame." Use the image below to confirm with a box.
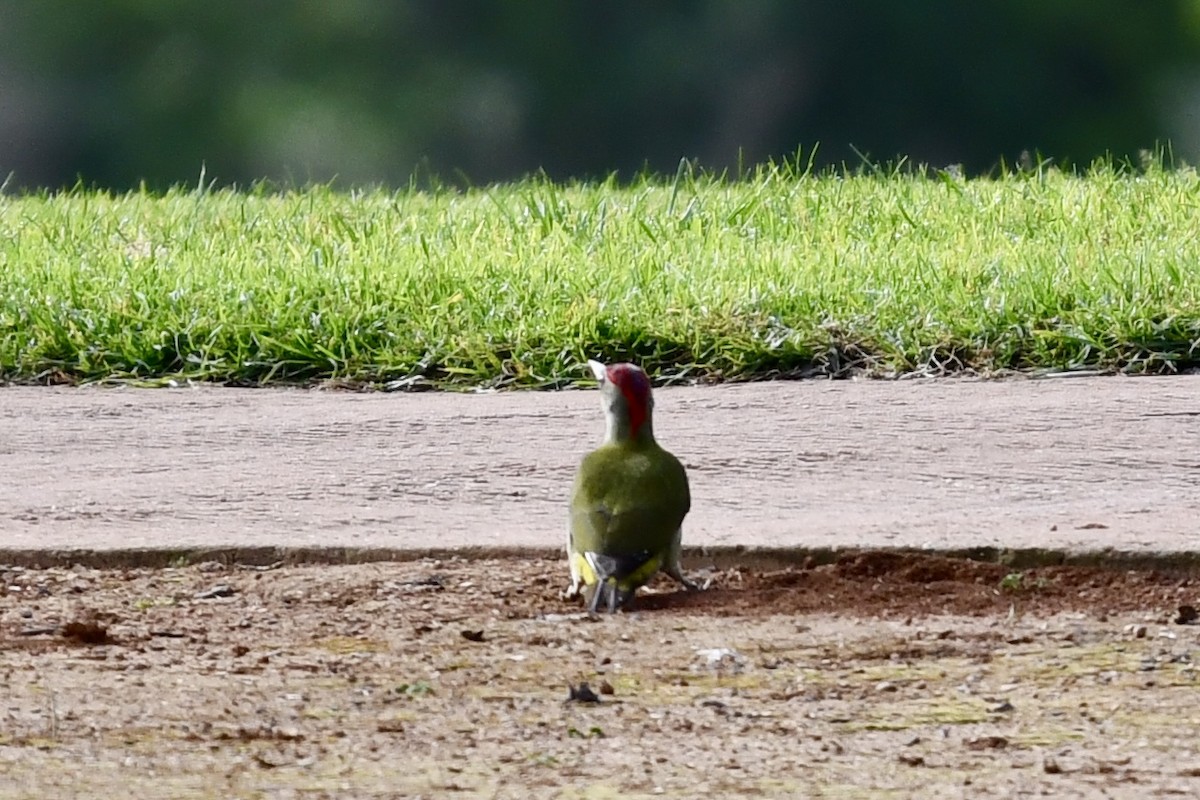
[2,545,1200,573]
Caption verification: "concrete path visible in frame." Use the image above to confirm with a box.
[2,376,1199,556]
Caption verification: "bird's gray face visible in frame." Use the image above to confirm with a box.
[588,359,623,415]
[587,359,653,440]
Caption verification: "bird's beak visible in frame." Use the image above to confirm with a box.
[586,359,608,383]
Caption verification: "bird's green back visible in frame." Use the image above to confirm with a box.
[569,441,690,557]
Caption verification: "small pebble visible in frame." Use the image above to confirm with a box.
[194,584,235,600]
[566,683,601,704]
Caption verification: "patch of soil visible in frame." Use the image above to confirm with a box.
[642,552,1193,621]
[3,554,1200,798]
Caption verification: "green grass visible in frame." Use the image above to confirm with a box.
[2,157,1200,388]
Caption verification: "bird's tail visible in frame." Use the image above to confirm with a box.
[583,551,655,614]
[587,576,633,614]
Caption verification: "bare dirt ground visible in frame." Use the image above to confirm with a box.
[5,555,1200,798]
[4,376,1200,797]
[2,375,1200,556]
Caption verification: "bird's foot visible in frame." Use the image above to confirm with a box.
[561,582,583,601]
[668,568,707,592]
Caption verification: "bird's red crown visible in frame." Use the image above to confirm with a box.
[605,362,652,437]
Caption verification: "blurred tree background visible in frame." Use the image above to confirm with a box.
[2,0,1199,190]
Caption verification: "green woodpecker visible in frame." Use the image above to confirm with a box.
[565,359,698,613]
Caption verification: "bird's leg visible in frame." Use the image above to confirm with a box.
[665,560,702,591]
[561,579,583,600]
[665,528,702,591]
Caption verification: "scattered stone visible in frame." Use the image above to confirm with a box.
[695,647,745,672]
[61,620,111,645]
[273,725,303,741]
[376,715,405,733]
[18,626,57,637]
[195,584,235,600]
[566,683,601,704]
[700,699,747,718]
[965,735,1009,750]
[460,629,486,643]
[598,680,615,695]
[988,700,1014,714]
[1175,605,1198,625]
[235,561,283,572]
[391,576,446,593]
[252,749,290,769]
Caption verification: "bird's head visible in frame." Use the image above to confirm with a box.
[588,359,654,443]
